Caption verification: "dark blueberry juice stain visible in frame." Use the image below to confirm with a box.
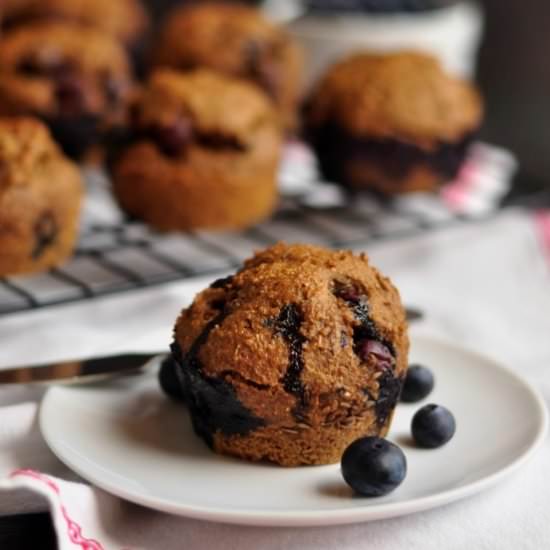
[268,304,308,419]
[374,370,404,428]
[55,74,86,116]
[170,307,265,448]
[196,132,246,152]
[308,121,474,189]
[333,280,401,426]
[209,275,234,289]
[17,49,72,79]
[32,212,58,260]
[149,118,194,158]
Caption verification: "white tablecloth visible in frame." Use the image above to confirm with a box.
[1,209,550,549]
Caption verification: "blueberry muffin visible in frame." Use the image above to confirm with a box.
[168,242,409,466]
[0,0,149,49]
[0,22,135,159]
[110,68,281,232]
[305,52,484,194]
[153,2,303,131]
[0,117,83,276]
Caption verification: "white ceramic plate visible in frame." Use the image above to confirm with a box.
[40,336,548,527]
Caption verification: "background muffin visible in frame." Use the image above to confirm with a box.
[0,117,83,276]
[0,0,149,49]
[110,68,282,231]
[153,2,303,132]
[305,51,484,194]
[0,21,135,159]
[171,242,409,466]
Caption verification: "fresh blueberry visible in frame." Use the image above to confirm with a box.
[158,355,185,402]
[412,404,456,448]
[401,364,434,402]
[341,437,407,496]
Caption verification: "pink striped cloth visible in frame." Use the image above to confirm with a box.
[279,140,518,217]
[535,210,550,258]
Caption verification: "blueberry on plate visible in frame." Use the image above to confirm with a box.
[158,355,185,402]
[412,404,456,448]
[341,437,407,496]
[401,364,434,403]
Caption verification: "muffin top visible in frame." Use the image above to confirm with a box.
[175,242,408,400]
[0,117,74,193]
[306,52,483,148]
[1,0,149,45]
[128,68,280,157]
[154,2,302,100]
[0,22,133,116]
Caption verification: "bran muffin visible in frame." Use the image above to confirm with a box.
[110,68,282,232]
[0,21,135,159]
[168,242,409,466]
[0,117,83,276]
[153,2,303,131]
[305,51,484,194]
[0,0,149,48]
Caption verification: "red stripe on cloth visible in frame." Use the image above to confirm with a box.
[10,469,105,550]
[441,161,478,210]
[534,210,550,258]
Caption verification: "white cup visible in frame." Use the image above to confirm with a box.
[285,1,484,89]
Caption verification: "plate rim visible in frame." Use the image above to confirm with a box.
[40,336,549,527]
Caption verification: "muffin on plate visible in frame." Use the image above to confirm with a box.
[0,0,149,50]
[168,242,409,466]
[153,2,303,131]
[305,51,484,194]
[0,22,135,159]
[0,117,83,276]
[110,68,282,232]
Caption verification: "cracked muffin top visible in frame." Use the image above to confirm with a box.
[1,0,149,46]
[153,2,303,129]
[172,242,409,466]
[125,68,280,157]
[0,116,69,192]
[306,51,483,148]
[0,21,133,118]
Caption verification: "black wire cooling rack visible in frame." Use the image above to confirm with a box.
[0,142,514,316]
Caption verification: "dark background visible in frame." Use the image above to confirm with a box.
[478,0,550,190]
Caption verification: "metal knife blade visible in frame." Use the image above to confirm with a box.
[0,353,161,386]
[405,307,424,322]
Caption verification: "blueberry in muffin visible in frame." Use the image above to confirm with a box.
[153,2,303,132]
[109,68,282,232]
[169,242,409,466]
[305,51,484,194]
[0,117,83,276]
[0,22,135,159]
